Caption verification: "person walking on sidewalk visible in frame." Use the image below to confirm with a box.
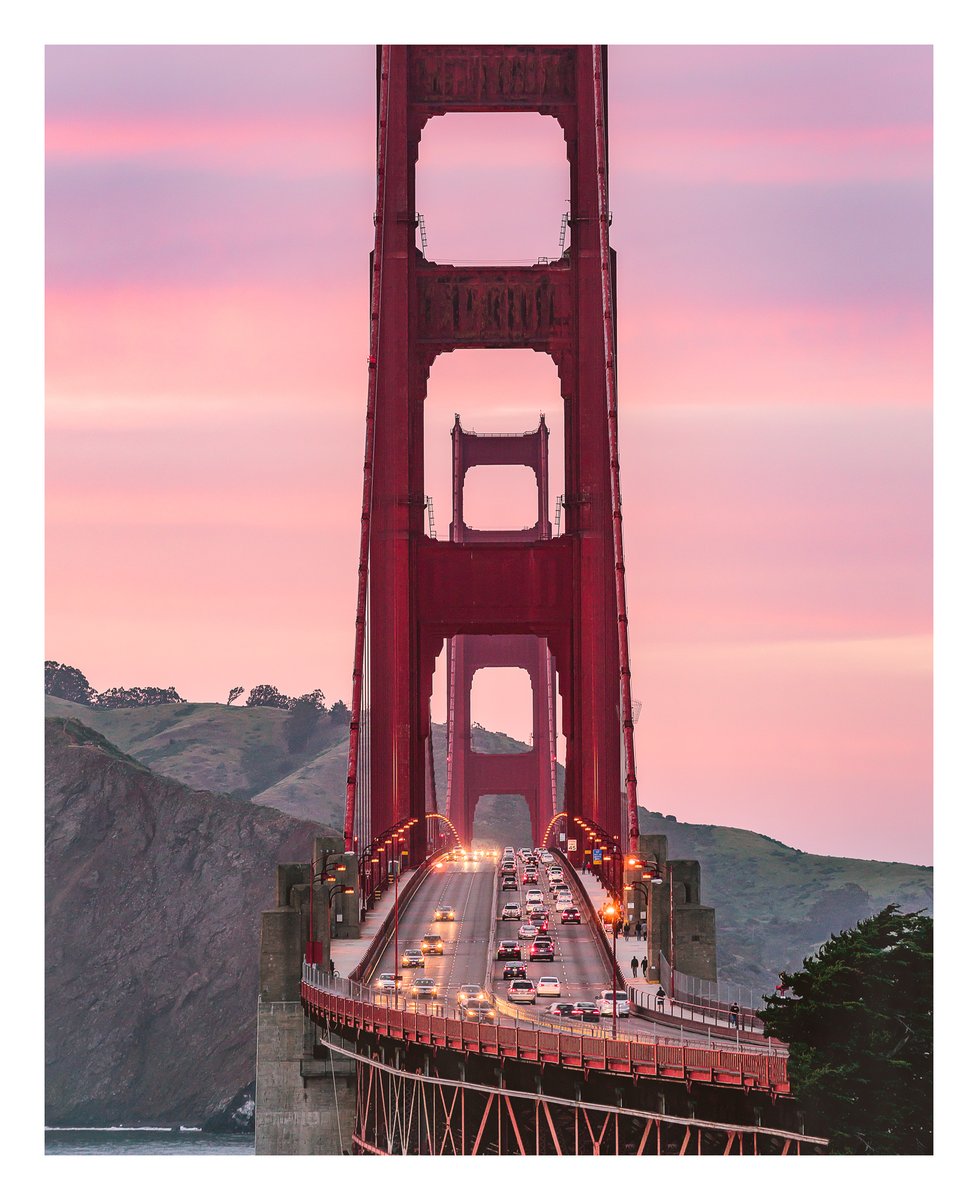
[623,921,631,940]
[641,955,648,978]
[729,1002,740,1028]
[655,986,666,1011]
[630,955,639,977]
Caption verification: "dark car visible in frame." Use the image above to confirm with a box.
[496,940,522,960]
[459,999,497,1023]
[575,1001,601,1023]
[501,878,518,892]
[560,907,581,924]
[529,939,554,962]
[530,913,550,933]
[420,933,444,955]
[502,962,527,980]
[545,1002,582,1019]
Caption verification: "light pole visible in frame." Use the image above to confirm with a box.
[324,881,355,974]
[625,881,650,977]
[603,900,620,1039]
[649,863,675,997]
[307,850,347,963]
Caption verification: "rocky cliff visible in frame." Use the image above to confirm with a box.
[45,716,330,1126]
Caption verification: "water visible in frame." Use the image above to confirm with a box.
[45,1128,254,1155]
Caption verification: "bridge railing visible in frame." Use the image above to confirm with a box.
[301,970,791,1093]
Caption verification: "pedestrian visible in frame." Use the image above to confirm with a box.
[729,1002,740,1028]
[655,986,666,1011]
[630,955,639,977]
[330,958,336,979]
[624,921,631,940]
[641,955,648,978]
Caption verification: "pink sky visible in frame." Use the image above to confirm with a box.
[45,45,932,864]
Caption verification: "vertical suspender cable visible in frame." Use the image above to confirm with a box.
[345,46,391,851]
[592,47,640,853]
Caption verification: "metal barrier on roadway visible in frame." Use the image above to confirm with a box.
[301,964,791,1094]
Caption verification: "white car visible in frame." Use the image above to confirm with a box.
[525,889,543,905]
[554,896,574,912]
[517,923,538,940]
[375,973,400,993]
[507,979,537,1004]
[519,847,533,860]
[539,851,554,864]
[501,902,522,920]
[596,989,631,1017]
[536,976,561,997]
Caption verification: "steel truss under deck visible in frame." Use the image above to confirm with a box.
[321,1037,826,1156]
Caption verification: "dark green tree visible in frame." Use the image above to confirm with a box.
[94,685,186,708]
[44,661,94,704]
[284,690,326,753]
[227,686,245,706]
[758,904,932,1154]
[244,683,291,709]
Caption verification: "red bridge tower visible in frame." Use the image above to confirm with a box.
[345,45,640,869]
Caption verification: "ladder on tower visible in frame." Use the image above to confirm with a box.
[425,494,437,539]
[554,494,564,538]
[416,212,428,257]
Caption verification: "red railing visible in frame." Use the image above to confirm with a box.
[302,978,790,1094]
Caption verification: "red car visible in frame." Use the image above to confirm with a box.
[560,907,581,924]
[522,871,538,884]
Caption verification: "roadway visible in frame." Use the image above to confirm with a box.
[366,852,617,1027]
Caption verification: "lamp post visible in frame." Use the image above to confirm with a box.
[603,900,620,1039]
[307,850,347,963]
[324,881,355,975]
[649,863,675,997]
[625,881,650,978]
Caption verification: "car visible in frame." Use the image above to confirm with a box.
[433,905,456,921]
[456,983,486,1005]
[596,990,632,1017]
[519,847,533,860]
[539,851,554,864]
[536,976,561,997]
[501,878,518,892]
[560,907,581,924]
[545,1001,582,1018]
[529,940,555,962]
[420,933,444,955]
[459,999,496,1023]
[574,1000,602,1024]
[410,977,438,999]
[530,915,550,933]
[503,847,515,857]
[507,979,537,1004]
[501,902,522,920]
[517,923,538,940]
[502,962,527,980]
[496,940,522,960]
[522,871,538,884]
[525,889,543,905]
[375,973,401,992]
[555,897,574,912]
[400,948,425,968]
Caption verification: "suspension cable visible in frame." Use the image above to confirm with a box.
[591,47,640,852]
[344,47,392,851]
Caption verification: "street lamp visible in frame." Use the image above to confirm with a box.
[625,881,650,977]
[307,849,347,963]
[603,900,620,1039]
[648,864,674,997]
[323,881,355,974]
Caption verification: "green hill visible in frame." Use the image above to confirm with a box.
[45,696,932,991]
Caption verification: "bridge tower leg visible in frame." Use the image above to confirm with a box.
[361,45,632,865]
[444,416,558,848]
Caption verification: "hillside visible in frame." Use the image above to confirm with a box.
[44,696,932,995]
[45,715,332,1126]
[638,811,933,992]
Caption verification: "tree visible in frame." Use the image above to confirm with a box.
[93,685,186,708]
[226,686,245,706]
[758,904,932,1154]
[284,691,326,753]
[244,684,290,709]
[45,661,94,704]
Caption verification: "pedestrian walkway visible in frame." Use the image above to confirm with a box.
[327,868,418,978]
[574,867,767,1043]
